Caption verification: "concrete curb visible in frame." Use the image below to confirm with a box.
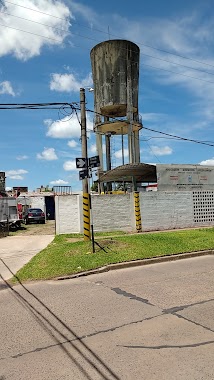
[56,249,214,281]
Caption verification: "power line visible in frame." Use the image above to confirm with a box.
[0,101,213,149]
[141,125,214,147]
[0,102,76,110]
[3,0,70,21]
[86,107,214,148]
[4,0,214,71]
[2,18,214,86]
[0,9,71,33]
[144,141,162,163]
[141,63,214,84]
[1,10,214,84]
[0,22,64,43]
[2,6,214,80]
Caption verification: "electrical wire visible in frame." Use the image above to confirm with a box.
[2,5,214,81]
[2,6,214,80]
[144,141,162,163]
[4,0,214,71]
[86,107,214,148]
[141,126,214,147]
[3,0,70,21]
[0,102,80,113]
[1,18,213,86]
[0,22,65,43]
[0,101,213,150]
[1,12,214,84]
[141,63,214,84]
[2,2,214,87]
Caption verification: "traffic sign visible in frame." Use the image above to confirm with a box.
[76,157,87,169]
[79,168,92,180]
[79,169,88,180]
[89,155,100,168]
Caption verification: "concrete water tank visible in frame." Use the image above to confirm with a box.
[90,39,140,118]
[91,39,142,171]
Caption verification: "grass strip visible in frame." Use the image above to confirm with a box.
[14,228,214,282]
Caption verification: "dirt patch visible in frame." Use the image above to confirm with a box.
[66,237,84,243]
[14,220,55,236]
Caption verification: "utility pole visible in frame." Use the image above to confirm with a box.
[80,88,91,241]
[80,88,89,194]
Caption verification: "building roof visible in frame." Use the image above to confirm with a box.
[99,163,157,183]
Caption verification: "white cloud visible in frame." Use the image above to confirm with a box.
[37,147,58,160]
[70,2,97,23]
[114,148,129,159]
[16,155,28,160]
[50,72,92,92]
[106,11,214,125]
[6,169,28,180]
[63,160,76,171]
[0,0,71,60]
[46,114,93,138]
[89,144,97,153]
[199,158,214,166]
[68,140,78,148]
[150,146,173,156]
[141,113,166,122]
[0,81,16,96]
[50,179,69,185]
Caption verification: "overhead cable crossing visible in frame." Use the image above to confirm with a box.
[0,102,213,148]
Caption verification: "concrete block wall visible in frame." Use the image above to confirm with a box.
[91,194,133,232]
[140,191,194,231]
[55,195,81,234]
[30,196,45,211]
[55,191,214,235]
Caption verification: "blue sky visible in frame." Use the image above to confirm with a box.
[1,0,214,191]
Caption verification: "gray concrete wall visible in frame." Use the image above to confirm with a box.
[91,194,133,232]
[55,195,81,234]
[140,191,193,231]
[30,196,45,211]
[55,191,214,235]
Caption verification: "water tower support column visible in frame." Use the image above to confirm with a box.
[127,62,135,164]
[134,130,140,163]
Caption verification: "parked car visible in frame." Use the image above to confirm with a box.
[24,208,45,224]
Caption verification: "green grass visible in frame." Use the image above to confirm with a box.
[14,228,214,282]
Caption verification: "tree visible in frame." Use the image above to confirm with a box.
[91,181,98,192]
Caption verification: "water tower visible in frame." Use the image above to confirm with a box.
[90,40,142,181]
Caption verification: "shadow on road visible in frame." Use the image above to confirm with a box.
[0,258,121,380]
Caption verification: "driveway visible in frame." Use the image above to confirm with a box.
[0,235,54,280]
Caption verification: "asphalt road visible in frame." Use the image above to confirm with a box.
[0,235,54,280]
[1,255,214,380]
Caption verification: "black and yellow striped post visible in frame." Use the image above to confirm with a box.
[134,191,142,232]
[83,193,91,241]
